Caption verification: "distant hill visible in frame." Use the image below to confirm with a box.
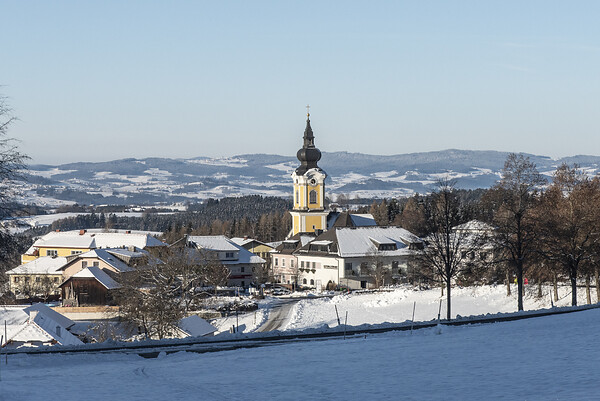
[20,150,600,206]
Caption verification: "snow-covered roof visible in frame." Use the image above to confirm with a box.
[73,228,163,236]
[178,315,218,337]
[349,214,378,227]
[311,240,333,246]
[188,235,239,252]
[188,235,265,265]
[71,249,134,273]
[7,256,68,275]
[67,266,121,290]
[328,211,378,229]
[26,231,166,254]
[222,246,265,265]
[0,305,82,348]
[25,303,75,329]
[333,227,422,257]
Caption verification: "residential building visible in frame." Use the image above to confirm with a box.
[21,229,166,263]
[186,235,265,288]
[6,257,67,298]
[294,226,424,290]
[230,237,275,266]
[60,266,121,306]
[271,233,316,285]
[0,303,82,348]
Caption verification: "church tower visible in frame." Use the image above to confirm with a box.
[290,109,328,235]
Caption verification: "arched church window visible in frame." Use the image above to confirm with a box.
[303,278,307,285]
[309,190,317,204]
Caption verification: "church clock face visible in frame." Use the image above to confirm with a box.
[309,178,317,186]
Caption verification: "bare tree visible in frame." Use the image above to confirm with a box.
[418,179,486,320]
[363,250,392,288]
[536,164,600,306]
[0,93,28,285]
[487,153,546,311]
[116,246,229,339]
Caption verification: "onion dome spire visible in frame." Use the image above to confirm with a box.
[295,106,322,175]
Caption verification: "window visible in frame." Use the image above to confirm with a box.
[71,250,82,255]
[312,262,316,269]
[345,262,352,271]
[360,262,368,275]
[282,259,285,267]
[303,278,307,285]
[25,277,30,282]
[241,281,245,287]
[301,261,305,268]
[53,277,59,282]
[378,244,397,251]
[309,190,317,204]
[46,250,57,257]
[14,277,19,283]
[93,261,99,267]
[275,258,278,266]
[36,277,41,282]
[225,252,234,258]
[241,266,245,273]
[291,260,294,268]
[310,279,314,286]
[392,261,400,273]
[82,261,88,268]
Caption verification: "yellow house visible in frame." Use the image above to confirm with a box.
[230,237,275,265]
[290,112,329,235]
[21,229,166,263]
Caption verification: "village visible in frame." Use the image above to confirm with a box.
[2,113,598,350]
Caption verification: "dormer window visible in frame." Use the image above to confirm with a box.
[378,243,397,251]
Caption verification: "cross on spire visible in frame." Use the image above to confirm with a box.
[306,104,310,117]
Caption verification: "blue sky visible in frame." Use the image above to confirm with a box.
[2,1,600,164]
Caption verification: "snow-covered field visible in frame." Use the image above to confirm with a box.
[2,305,598,400]
[212,284,594,334]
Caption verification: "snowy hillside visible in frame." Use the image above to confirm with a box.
[212,284,592,334]
[4,299,599,400]
[21,150,600,205]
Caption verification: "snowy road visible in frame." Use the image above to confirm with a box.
[257,299,299,332]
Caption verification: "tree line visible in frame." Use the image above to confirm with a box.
[367,154,600,317]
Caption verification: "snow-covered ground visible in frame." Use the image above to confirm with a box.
[213,284,595,334]
[2,305,598,400]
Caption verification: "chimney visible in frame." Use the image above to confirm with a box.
[55,229,60,232]
[125,230,131,234]
[79,229,87,235]
[128,245,136,252]
[244,236,248,240]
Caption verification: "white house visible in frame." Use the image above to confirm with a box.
[0,303,82,348]
[186,235,265,288]
[293,226,424,290]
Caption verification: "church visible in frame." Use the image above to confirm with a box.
[271,111,423,290]
[289,109,329,235]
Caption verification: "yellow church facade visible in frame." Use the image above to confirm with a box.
[290,112,328,235]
